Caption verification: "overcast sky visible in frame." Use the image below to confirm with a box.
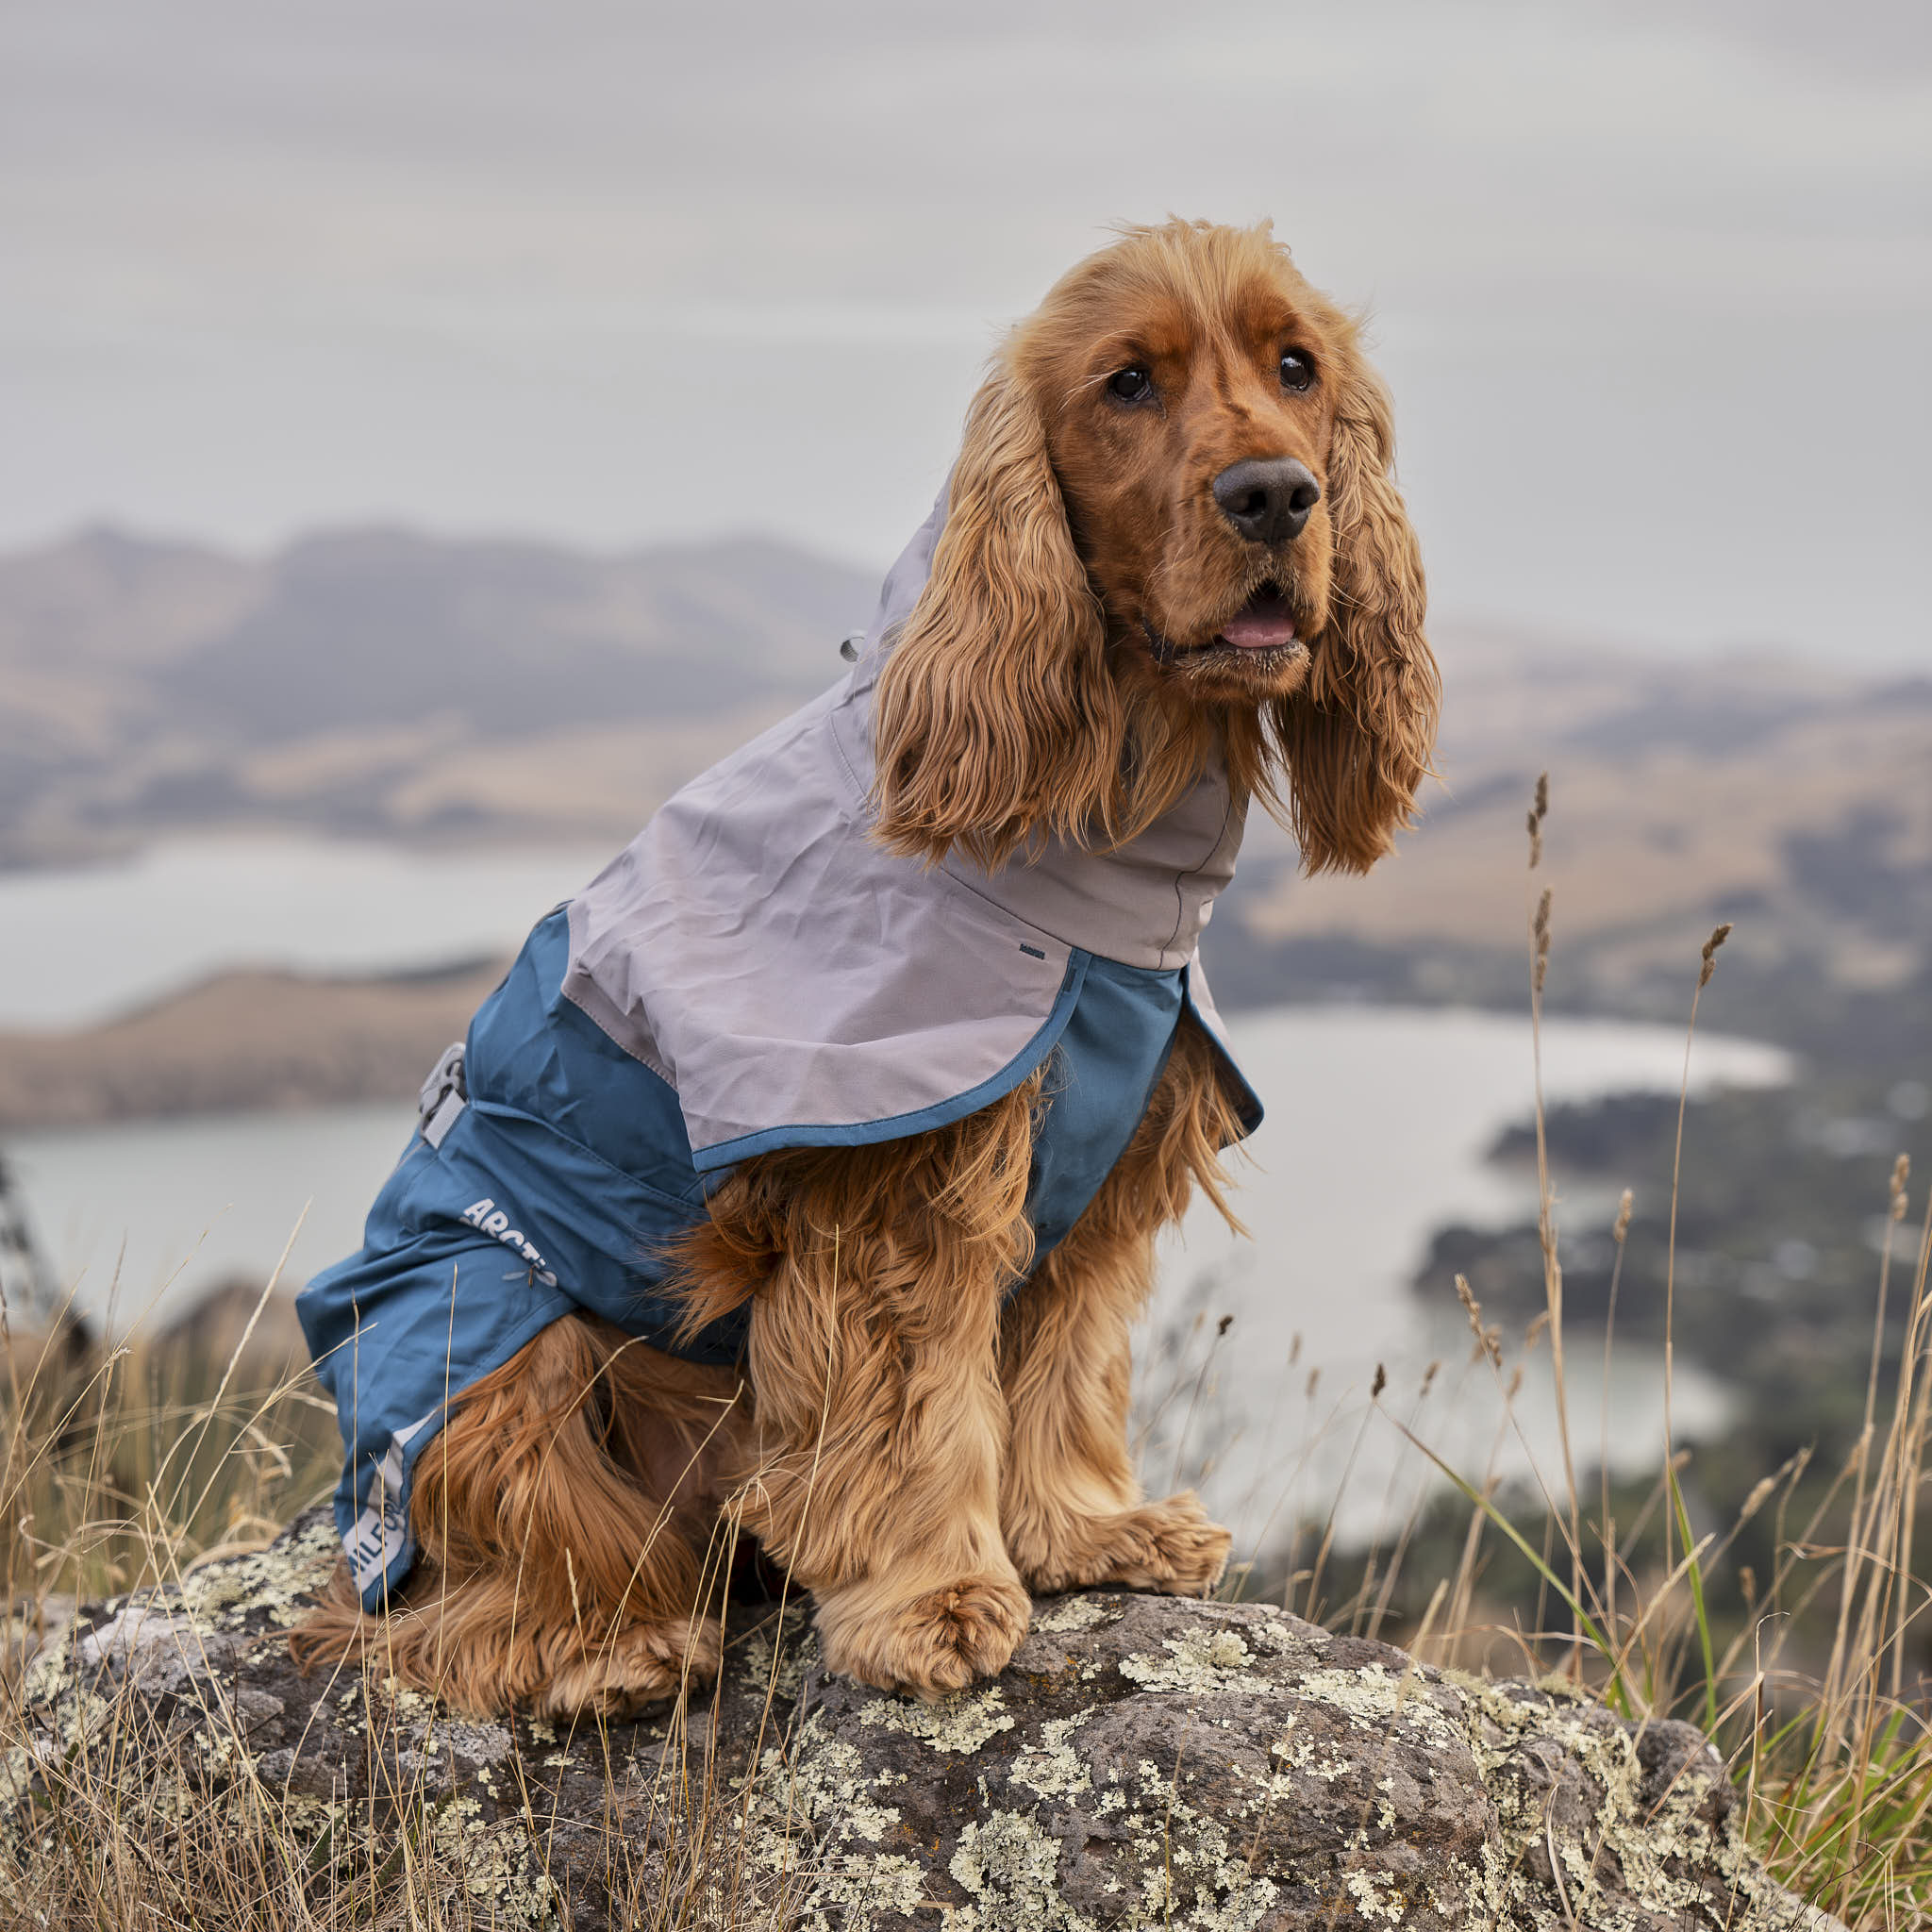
[4,1,1929,663]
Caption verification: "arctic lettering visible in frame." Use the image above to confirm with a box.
[459,1198,559,1285]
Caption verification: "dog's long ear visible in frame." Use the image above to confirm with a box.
[873,357,1115,870]
[1274,340,1439,874]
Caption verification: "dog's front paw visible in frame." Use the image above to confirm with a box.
[815,1572,1031,1700]
[1022,1491,1231,1597]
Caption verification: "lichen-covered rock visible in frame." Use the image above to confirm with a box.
[4,1507,1842,1931]
[768,1595,1841,1931]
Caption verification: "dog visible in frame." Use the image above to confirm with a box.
[291,218,1436,1718]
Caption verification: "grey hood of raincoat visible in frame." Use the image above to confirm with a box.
[560,496,1256,1173]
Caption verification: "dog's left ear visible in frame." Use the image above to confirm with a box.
[873,355,1115,871]
[1275,339,1440,874]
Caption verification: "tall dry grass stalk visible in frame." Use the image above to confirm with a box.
[1524,773,1586,1662]
[1329,779,1931,1924]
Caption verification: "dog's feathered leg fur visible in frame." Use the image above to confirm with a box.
[291,1316,749,1720]
[999,1016,1242,1594]
[678,1073,1042,1698]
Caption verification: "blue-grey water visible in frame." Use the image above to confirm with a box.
[0,836,1790,1543]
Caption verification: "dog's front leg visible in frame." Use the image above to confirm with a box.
[998,1231,1231,1597]
[733,1210,1031,1701]
[999,1023,1235,1598]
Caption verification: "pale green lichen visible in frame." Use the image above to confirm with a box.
[1116,1776,1286,1929]
[736,1715,931,1932]
[1030,1595,1116,1637]
[949,1809,1086,1927]
[421,1716,511,1767]
[773,1732,904,1847]
[375,1674,436,1717]
[1249,1617,1302,1655]
[1117,1625,1256,1693]
[786,1847,930,1929]
[857,1683,1015,1755]
[726,1604,1842,1932]
[0,1745,39,1807]
[1343,1866,1407,1923]
[1285,1661,1466,1754]
[1440,1674,1849,1931]
[737,1612,813,1706]
[428,1795,560,1924]
[172,1516,339,1625]
[1007,1712,1092,1801]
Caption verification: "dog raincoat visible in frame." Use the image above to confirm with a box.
[297,499,1264,1608]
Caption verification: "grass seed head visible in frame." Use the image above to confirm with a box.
[1454,1276,1505,1367]
[1698,921,1733,989]
[1739,1469,1782,1524]
[1526,772,1550,869]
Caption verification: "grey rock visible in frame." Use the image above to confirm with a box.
[5,1506,1844,1931]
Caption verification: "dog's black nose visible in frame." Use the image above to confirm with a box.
[1211,458,1322,545]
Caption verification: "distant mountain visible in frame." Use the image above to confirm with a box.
[0,524,877,861]
[2,524,1925,1074]
[154,528,874,740]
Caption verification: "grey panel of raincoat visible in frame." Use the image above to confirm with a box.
[562,498,1259,1168]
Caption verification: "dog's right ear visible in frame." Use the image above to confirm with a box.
[872,356,1114,871]
[1273,332,1438,875]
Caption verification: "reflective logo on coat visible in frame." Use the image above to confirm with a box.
[344,1409,439,1597]
[459,1197,559,1287]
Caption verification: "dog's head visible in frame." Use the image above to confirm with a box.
[874,219,1438,876]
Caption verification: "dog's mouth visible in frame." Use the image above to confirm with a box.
[1212,584,1299,653]
[1141,580,1310,668]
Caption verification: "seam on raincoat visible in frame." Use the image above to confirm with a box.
[464,1095,704,1215]
[558,898,675,1083]
[691,948,1091,1173]
[1161,787,1240,964]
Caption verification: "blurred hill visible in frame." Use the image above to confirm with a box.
[1216,628,1932,1068]
[0,525,1925,1124]
[0,957,505,1130]
[0,524,876,864]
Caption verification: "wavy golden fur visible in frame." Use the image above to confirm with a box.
[293,219,1434,1715]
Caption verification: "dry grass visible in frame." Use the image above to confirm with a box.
[0,1290,830,1929]
[1247,777,1932,1927]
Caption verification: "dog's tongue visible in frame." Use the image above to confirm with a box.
[1218,588,1297,650]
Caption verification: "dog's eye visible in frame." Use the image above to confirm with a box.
[1108,365,1153,404]
[1278,350,1315,392]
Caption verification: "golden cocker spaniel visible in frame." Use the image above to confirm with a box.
[293,218,1436,1716]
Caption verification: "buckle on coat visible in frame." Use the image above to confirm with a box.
[418,1041,468,1149]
